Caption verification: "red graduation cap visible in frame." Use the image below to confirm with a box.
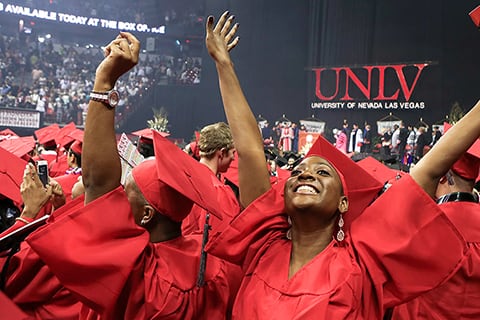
[56,122,77,148]
[34,124,60,147]
[48,152,69,178]
[70,140,83,155]
[0,146,27,206]
[66,129,84,144]
[306,135,384,226]
[151,130,229,220]
[132,128,170,145]
[48,127,83,177]
[357,156,402,184]
[187,131,201,160]
[444,122,480,181]
[0,128,18,141]
[0,136,35,159]
[470,5,480,28]
[132,158,194,222]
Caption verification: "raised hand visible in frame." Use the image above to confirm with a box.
[94,31,141,91]
[206,12,271,207]
[20,163,52,219]
[206,11,240,65]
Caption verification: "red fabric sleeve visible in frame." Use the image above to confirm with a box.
[4,245,82,319]
[350,174,468,309]
[0,291,32,320]
[182,181,240,235]
[26,186,149,314]
[1,197,85,318]
[54,173,79,203]
[205,187,288,272]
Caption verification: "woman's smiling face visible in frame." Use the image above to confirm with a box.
[284,156,346,218]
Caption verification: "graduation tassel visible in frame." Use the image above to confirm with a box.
[196,212,211,287]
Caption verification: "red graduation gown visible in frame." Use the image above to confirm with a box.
[1,196,85,320]
[49,153,69,178]
[27,186,241,319]
[205,175,467,319]
[0,291,32,320]
[55,172,81,203]
[182,175,240,235]
[392,200,480,319]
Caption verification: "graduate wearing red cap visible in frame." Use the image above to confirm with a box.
[33,124,60,164]
[0,146,25,233]
[0,136,36,162]
[204,12,474,319]
[48,123,79,178]
[54,140,82,202]
[27,32,240,319]
[181,122,240,236]
[0,164,87,319]
[0,146,27,209]
[392,123,480,320]
[131,128,170,158]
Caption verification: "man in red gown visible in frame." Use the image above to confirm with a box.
[27,32,241,319]
[391,127,480,320]
[182,122,240,235]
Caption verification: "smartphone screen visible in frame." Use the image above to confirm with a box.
[36,160,49,187]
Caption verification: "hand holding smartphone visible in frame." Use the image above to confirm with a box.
[36,160,49,187]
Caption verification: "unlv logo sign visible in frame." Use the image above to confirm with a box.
[313,63,428,101]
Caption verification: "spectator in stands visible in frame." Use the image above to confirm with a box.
[0,26,202,127]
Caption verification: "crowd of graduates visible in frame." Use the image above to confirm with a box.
[0,11,479,320]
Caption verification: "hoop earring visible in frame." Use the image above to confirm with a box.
[336,214,345,242]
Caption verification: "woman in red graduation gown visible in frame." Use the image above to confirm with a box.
[203,12,479,319]
[27,32,240,319]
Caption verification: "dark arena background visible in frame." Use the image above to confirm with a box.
[1,0,480,141]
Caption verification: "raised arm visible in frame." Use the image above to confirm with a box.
[206,12,271,207]
[410,100,480,197]
[83,32,140,204]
